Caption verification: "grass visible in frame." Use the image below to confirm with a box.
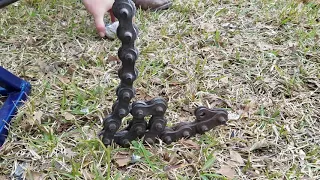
[0,0,319,179]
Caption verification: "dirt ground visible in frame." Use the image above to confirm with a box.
[0,0,319,179]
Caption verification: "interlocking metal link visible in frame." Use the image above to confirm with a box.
[102,0,138,146]
[160,107,228,144]
[102,0,229,147]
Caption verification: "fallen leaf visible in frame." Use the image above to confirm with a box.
[113,152,131,167]
[200,47,212,52]
[163,163,185,172]
[238,101,258,118]
[62,112,75,120]
[38,61,56,74]
[304,78,319,90]
[177,150,195,165]
[67,64,77,74]
[217,165,236,179]
[243,101,257,113]
[0,175,9,180]
[65,148,77,158]
[220,76,228,84]
[108,55,120,62]
[168,82,183,86]
[245,170,260,178]
[287,41,298,48]
[28,148,41,160]
[26,36,37,46]
[162,152,171,162]
[257,42,273,51]
[33,111,43,124]
[228,113,240,120]
[225,160,240,167]
[22,111,43,130]
[179,139,200,150]
[115,157,131,167]
[168,153,179,165]
[200,23,216,32]
[57,76,71,84]
[197,92,233,109]
[150,77,162,85]
[88,68,105,76]
[298,150,306,161]
[249,139,269,151]
[56,122,73,133]
[26,171,46,180]
[135,88,152,100]
[229,150,244,165]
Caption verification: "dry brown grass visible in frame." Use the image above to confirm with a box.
[0,0,319,179]
[299,0,320,4]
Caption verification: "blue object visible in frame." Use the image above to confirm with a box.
[0,66,31,146]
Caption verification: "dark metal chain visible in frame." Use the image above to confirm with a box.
[0,0,228,148]
[102,0,139,146]
[102,0,229,147]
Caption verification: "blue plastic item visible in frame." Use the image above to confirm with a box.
[0,66,31,146]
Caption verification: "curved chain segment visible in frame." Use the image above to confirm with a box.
[160,107,228,144]
[102,0,229,147]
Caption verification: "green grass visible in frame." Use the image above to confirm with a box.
[0,0,320,179]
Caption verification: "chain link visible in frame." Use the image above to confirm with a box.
[102,0,229,147]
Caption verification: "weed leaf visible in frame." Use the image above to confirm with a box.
[202,153,216,171]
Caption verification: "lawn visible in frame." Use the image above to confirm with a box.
[0,0,319,179]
